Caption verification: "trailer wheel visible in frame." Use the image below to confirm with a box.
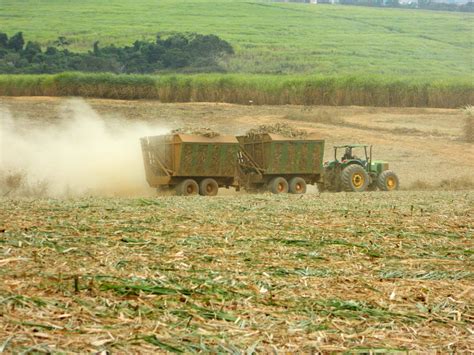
[199,178,219,196]
[268,177,289,194]
[377,170,399,191]
[289,177,307,194]
[176,179,199,196]
[341,164,369,192]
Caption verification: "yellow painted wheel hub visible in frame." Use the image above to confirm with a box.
[387,177,396,190]
[352,173,365,188]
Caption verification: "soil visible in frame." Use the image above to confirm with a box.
[1,96,473,187]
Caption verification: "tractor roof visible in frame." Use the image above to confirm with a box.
[334,144,369,148]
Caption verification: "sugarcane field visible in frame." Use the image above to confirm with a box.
[1,97,473,353]
[1,0,474,352]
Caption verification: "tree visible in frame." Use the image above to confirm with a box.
[23,41,42,62]
[7,32,25,51]
[53,36,70,49]
[0,31,235,74]
[162,48,190,68]
[123,52,152,73]
[93,41,100,55]
[45,46,58,55]
[189,34,234,58]
[0,33,8,48]
[142,43,165,63]
[3,52,22,68]
[164,34,189,49]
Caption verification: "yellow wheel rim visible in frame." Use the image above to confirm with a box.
[387,177,396,190]
[352,173,365,188]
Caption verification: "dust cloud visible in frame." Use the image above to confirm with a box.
[0,99,168,197]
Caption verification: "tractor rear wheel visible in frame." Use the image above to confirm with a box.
[341,165,369,192]
[176,179,199,196]
[268,177,289,194]
[199,178,219,196]
[289,177,307,194]
[377,170,399,191]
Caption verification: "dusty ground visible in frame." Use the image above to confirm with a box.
[1,96,472,189]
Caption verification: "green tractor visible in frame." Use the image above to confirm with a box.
[318,144,399,192]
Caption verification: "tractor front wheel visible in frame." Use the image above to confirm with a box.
[199,178,219,196]
[377,170,399,191]
[341,165,369,192]
[176,179,199,196]
[289,177,307,194]
[268,177,289,194]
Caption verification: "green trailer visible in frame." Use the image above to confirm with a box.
[141,133,241,196]
[141,133,398,195]
[237,133,325,194]
[141,132,326,195]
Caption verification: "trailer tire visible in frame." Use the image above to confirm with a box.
[176,179,199,196]
[377,170,399,191]
[289,177,307,194]
[199,178,219,196]
[268,177,289,194]
[341,164,369,192]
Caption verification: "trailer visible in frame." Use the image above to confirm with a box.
[141,132,325,195]
[141,133,241,196]
[237,133,325,194]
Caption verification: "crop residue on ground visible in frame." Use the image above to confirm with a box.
[0,191,472,352]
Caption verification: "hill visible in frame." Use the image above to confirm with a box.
[0,0,472,79]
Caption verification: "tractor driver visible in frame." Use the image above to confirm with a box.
[342,147,353,161]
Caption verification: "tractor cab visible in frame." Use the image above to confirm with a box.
[335,144,370,168]
[320,144,399,192]
[323,144,371,172]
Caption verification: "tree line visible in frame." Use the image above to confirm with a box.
[0,32,235,74]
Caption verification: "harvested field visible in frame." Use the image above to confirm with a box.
[1,192,473,352]
[1,97,473,352]
[1,96,473,192]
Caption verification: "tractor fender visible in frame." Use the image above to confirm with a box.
[342,160,365,168]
